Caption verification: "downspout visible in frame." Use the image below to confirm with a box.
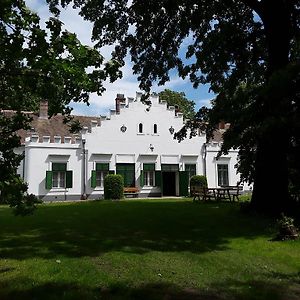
[202,143,207,177]
[22,149,25,179]
[81,138,87,200]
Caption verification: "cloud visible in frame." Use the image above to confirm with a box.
[197,97,213,108]
[25,0,211,117]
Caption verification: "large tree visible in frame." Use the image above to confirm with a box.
[0,0,120,214]
[51,0,299,214]
[158,89,195,119]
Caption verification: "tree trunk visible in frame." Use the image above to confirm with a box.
[250,0,292,214]
[251,132,290,215]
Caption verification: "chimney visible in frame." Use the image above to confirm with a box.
[39,100,48,119]
[174,105,180,116]
[115,94,125,114]
[219,121,225,130]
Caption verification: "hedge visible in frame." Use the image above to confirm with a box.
[104,174,124,200]
[190,175,208,188]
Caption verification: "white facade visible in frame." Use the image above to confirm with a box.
[18,93,243,200]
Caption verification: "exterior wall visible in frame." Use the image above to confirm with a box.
[84,94,205,199]
[24,140,82,200]
[15,146,25,178]
[20,93,246,200]
[205,143,240,188]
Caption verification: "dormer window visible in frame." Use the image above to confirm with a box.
[139,123,143,133]
[154,124,157,134]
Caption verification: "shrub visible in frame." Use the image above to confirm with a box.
[13,193,41,216]
[104,174,124,200]
[190,175,208,188]
[276,213,299,240]
[0,176,41,215]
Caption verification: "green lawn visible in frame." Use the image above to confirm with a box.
[0,199,299,300]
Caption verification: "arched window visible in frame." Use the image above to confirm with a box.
[138,123,143,133]
[154,124,157,134]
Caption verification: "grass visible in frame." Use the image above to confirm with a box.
[0,198,299,300]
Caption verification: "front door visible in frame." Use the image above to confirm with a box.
[162,171,176,196]
[116,163,135,187]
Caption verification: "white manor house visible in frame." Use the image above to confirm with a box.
[12,93,244,201]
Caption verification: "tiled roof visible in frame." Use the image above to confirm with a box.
[210,129,224,143]
[2,106,226,145]
[1,110,101,144]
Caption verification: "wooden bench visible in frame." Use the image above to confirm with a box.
[212,186,243,202]
[191,186,215,202]
[227,185,243,202]
[123,187,139,198]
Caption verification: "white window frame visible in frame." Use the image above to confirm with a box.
[143,170,155,186]
[52,170,66,188]
[95,170,108,188]
[217,164,229,187]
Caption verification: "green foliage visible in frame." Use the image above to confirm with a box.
[0,112,30,183]
[277,214,295,229]
[276,213,299,241]
[46,0,300,213]
[0,111,38,215]
[0,0,119,214]
[0,176,41,215]
[190,175,208,188]
[158,89,195,119]
[0,2,116,114]
[104,174,124,200]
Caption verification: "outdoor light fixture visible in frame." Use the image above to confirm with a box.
[120,124,127,132]
[149,144,154,152]
[169,126,175,134]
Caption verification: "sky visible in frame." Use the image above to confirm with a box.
[26,0,215,116]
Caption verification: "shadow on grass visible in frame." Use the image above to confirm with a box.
[1,275,299,300]
[0,200,273,259]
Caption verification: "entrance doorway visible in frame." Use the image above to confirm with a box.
[162,171,176,196]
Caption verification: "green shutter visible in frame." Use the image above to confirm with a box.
[155,171,162,187]
[140,170,144,186]
[179,171,189,196]
[143,163,155,171]
[45,171,53,189]
[66,170,73,188]
[109,170,115,174]
[96,163,109,171]
[91,170,97,188]
[52,163,67,171]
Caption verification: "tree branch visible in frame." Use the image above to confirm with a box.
[240,0,263,15]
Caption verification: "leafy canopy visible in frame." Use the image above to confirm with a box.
[158,89,195,119]
[0,0,120,214]
[49,0,300,214]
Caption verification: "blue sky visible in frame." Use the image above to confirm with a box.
[26,0,215,116]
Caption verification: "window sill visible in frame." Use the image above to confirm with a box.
[49,188,68,192]
[93,187,104,191]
